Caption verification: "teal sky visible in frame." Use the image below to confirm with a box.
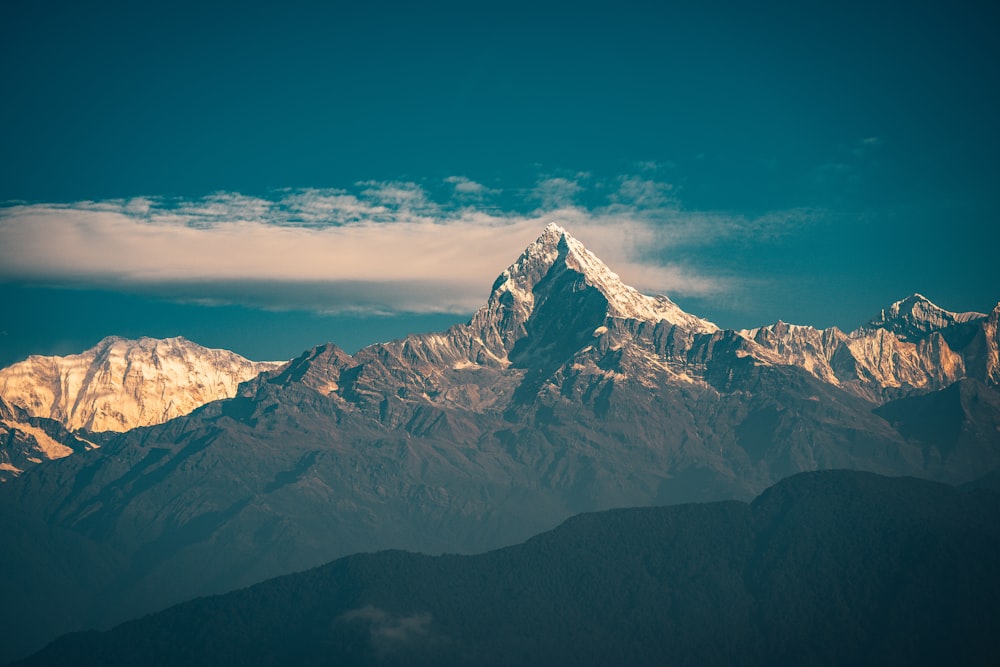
[1,0,998,366]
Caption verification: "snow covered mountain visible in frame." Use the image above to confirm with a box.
[0,224,997,664]
[742,294,998,402]
[0,336,285,432]
[862,293,987,341]
[473,222,719,349]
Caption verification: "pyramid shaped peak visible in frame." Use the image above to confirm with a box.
[892,293,938,311]
[484,224,717,333]
[541,221,568,239]
[881,293,984,321]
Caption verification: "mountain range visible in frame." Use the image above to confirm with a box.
[0,336,283,433]
[1,223,998,663]
[0,337,282,479]
[12,470,1000,667]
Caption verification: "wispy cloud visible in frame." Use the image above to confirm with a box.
[337,606,436,657]
[444,175,498,199]
[533,177,585,210]
[0,177,817,315]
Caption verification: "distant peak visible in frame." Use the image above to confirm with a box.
[893,293,934,309]
[96,335,126,345]
[542,221,568,238]
[529,222,573,256]
[93,335,192,352]
[862,293,987,341]
[882,293,983,321]
[482,224,717,333]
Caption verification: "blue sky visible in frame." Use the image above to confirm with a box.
[1,0,998,366]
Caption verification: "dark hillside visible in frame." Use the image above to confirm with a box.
[15,471,1000,667]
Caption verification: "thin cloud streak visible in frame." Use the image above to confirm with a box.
[0,180,817,314]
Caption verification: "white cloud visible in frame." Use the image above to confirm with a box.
[357,180,434,212]
[0,178,815,314]
[610,176,676,208]
[337,606,435,656]
[444,175,497,198]
[533,177,584,210]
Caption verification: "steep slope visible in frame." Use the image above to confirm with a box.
[0,397,96,482]
[14,471,1000,667]
[875,378,1000,477]
[967,303,1000,384]
[0,337,285,432]
[0,224,997,663]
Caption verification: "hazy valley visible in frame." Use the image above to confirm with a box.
[12,470,1000,666]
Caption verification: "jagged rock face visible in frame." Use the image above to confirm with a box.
[982,304,1000,385]
[0,337,285,432]
[0,224,997,664]
[743,296,994,402]
[863,293,986,342]
[0,397,95,482]
[743,322,848,386]
[467,223,717,360]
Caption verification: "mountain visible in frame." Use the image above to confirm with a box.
[863,292,987,341]
[0,397,96,482]
[0,224,998,663]
[0,336,285,433]
[742,295,999,402]
[13,471,1000,667]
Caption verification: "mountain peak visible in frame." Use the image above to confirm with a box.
[0,337,284,432]
[540,221,567,241]
[893,293,938,312]
[862,293,987,341]
[487,224,717,333]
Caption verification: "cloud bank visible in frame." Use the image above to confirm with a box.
[0,176,816,314]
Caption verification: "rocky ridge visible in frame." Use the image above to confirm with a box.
[0,396,96,482]
[742,294,998,402]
